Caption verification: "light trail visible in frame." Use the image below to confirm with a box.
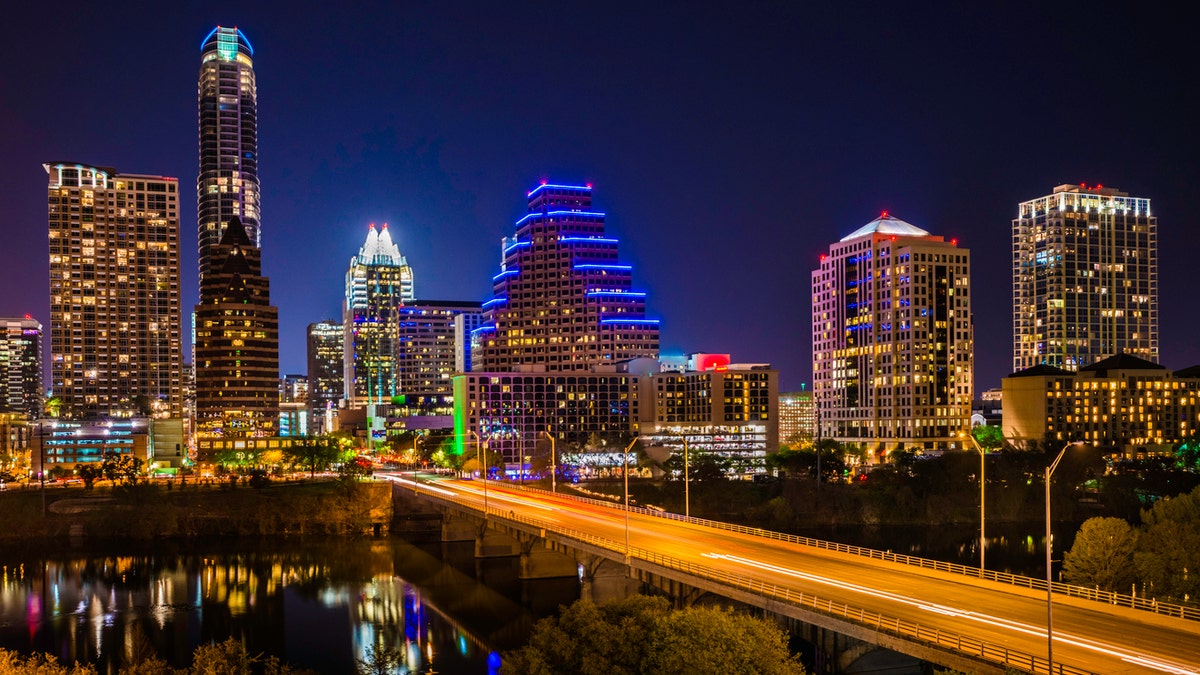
[708,552,1200,675]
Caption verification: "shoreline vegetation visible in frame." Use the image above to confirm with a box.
[0,478,392,541]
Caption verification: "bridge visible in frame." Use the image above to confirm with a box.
[383,473,1200,675]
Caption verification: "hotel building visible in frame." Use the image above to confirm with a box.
[473,183,659,371]
[1013,184,1157,371]
[778,389,815,443]
[45,162,183,419]
[1002,354,1199,454]
[812,213,973,458]
[197,26,259,283]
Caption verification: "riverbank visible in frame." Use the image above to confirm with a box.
[0,479,392,541]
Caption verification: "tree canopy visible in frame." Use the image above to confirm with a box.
[1061,517,1138,592]
[500,595,805,675]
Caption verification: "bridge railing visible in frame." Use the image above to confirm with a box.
[400,479,1096,675]
[504,482,1200,623]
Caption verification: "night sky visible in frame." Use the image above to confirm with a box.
[3,2,1199,393]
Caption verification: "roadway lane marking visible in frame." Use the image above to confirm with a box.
[706,553,1198,675]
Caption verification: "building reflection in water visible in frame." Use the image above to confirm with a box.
[0,541,525,674]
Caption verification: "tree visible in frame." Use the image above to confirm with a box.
[1062,517,1138,592]
[101,450,144,486]
[356,645,405,675]
[501,595,805,675]
[0,649,96,674]
[1134,485,1200,601]
[76,463,104,490]
[972,425,1004,451]
[284,437,342,477]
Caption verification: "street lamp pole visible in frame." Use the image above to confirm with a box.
[965,433,987,571]
[682,435,690,518]
[1045,440,1084,674]
[546,431,556,493]
[467,430,487,515]
[623,437,639,563]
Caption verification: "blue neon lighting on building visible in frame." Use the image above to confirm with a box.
[471,324,496,335]
[559,237,618,244]
[527,183,593,198]
[514,211,605,227]
[600,319,660,325]
[492,269,520,281]
[201,27,254,55]
[575,264,632,271]
[503,240,531,255]
[482,297,508,308]
[586,291,647,297]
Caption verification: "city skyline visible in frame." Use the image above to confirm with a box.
[5,4,1200,393]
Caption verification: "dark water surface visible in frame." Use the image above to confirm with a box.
[0,538,579,674]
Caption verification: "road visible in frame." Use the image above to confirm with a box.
[383,474,1200,675]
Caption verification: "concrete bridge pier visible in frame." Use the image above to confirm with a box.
[788,620,921,674]
[518,538,579,579]
[578,554,642,604]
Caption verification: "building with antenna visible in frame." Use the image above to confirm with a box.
[343,223,414,409]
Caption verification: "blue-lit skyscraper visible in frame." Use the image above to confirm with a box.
[344,223,414,408]
[474,183,659,371]
[197,26,259,285]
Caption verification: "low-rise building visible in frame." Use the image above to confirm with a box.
[1002,354,1200,455]
[32,418,152,476]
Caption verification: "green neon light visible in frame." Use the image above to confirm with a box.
[452,375,467,456]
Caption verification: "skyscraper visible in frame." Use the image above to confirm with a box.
[193,217,279,437]
[474,183,659,371]
[45,162,182,419]
[306,320,343,435]
[812,213,973,458]
[1012,184,1157,371]
[197,26,259,285]
[343,223,414,408]
[0,316,43,418]
[396,300,482,396]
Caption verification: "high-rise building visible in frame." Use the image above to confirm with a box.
[778,389,815,444]
[344,223,414,408]
[194,217,279,437]
[474,183,659,371]
[306,320,343,435]
[197,26,259,285]
[397,301,482,397]
[45,162,183,419]
[0,317,43,418]
[1013,184,1157,372]
[812,213,973,459]
[280,374,308,403]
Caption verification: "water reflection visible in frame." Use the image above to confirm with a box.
[0,539,575,674]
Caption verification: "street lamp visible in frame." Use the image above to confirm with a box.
[964,432,987,571]
[623,437,640,563]
[1045,440,1087,673]
[467,430,488,515]
[543,431,557,493]
[681,434,690,518]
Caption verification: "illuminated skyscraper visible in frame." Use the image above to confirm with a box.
[812,213,973,458]
[194,217,279,437]
[197,26,259,284]
[474,183,659,371]
[344,223,414,408]
[1012,184,1157,371]
[45,162,182,419]
[0,316,43,418]
[306,320,343,435]
[396,300,482,397]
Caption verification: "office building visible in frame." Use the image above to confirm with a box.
[454,312,485,373]
[197,26,259,284]
[32,418,151,475]
[344,223,414,408]
[812,213,973,459]
[1013,184,1157,371]
[1003,354,1199,455]
[473,183,659,371]
[640,360,779,473]
[280,374,308,403]
[778,389,815,444]
[307,320,343,435]
[397,300,482,397]
[193,217,279,437]
[45,162,183,419]
[0,317,42,418]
